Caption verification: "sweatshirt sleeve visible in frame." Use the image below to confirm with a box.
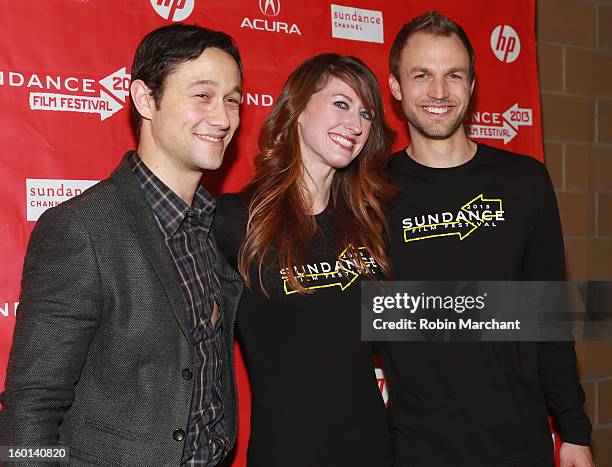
[521,163,592,445]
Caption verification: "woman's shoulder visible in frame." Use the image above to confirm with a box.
[217,192,249,216]
[214,191,250,263]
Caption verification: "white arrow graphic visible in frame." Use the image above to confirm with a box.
[467,119,517,144]
[99,90,123,121]
[502,103,532,128]
[29,90,123,121]
[99,67,130,103]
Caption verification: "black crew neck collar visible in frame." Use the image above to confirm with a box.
[313,199,332,220]
[398,143,483,177]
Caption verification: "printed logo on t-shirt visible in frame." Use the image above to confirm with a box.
[402,194,505,243]
[280,245,379,295]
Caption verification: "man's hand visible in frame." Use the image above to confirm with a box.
[559,442,595,467]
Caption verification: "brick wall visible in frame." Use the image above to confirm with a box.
[537,0,612,464]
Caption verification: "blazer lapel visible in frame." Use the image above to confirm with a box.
[110,151,192,342]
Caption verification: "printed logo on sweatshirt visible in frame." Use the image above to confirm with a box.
[402,194,505,243]
[280,246,379,295]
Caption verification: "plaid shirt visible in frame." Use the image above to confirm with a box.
[131,153,228,465]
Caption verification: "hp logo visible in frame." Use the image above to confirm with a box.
[150,0,195,22]
[490,25,521,64]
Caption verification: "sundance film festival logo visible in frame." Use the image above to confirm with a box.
[150,0,195,22]
[26,179,99,221]
[375,368,388,405]
[1,301,18,318]
[0,68,130,121]
[490,25,521,63]
[244,91,274,107]
[241,0,301,35]
[467,103,533,144]
[331,4,383,44]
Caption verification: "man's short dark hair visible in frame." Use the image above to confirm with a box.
[389,11,475,83]
[130,23,242,131]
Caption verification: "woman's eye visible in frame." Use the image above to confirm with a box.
[334,101,349,109]
[360,110,373,120]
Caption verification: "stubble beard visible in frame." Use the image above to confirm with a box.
[404,103,467,140]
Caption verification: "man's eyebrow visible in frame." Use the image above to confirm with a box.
[187,79,218,88]
[188,80,243,97]
[446,66,468,74]
[408,66,468,74]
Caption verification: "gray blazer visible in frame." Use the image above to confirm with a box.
[0,152,242,466]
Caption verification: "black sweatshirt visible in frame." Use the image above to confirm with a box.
[381,143,592,467]
[214,194,392,467]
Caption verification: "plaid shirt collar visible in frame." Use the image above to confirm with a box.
[129,152,216,238]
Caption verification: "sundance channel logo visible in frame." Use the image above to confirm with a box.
[26,179,99,222]
[0,67,130,121]
[331,4,383,44]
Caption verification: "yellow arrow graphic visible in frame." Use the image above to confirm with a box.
[404,194,503,243]
[283,245,367,295]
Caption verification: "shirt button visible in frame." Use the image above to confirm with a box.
[173,429,185,441]
[182,368,193,380]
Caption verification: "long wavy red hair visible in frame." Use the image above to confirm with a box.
[239,53,397,294]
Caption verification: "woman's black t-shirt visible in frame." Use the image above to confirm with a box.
[214,193,391,467]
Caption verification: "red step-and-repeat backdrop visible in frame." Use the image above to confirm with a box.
[0,0,543,465]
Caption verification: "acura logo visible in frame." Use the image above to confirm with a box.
[259,0,280,16]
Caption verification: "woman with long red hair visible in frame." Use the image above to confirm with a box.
[214,53,395,466]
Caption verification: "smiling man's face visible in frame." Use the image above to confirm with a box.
[149,47,242,173]
[389,31,474,140]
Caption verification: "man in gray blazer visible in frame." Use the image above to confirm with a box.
[0,24,243,466]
